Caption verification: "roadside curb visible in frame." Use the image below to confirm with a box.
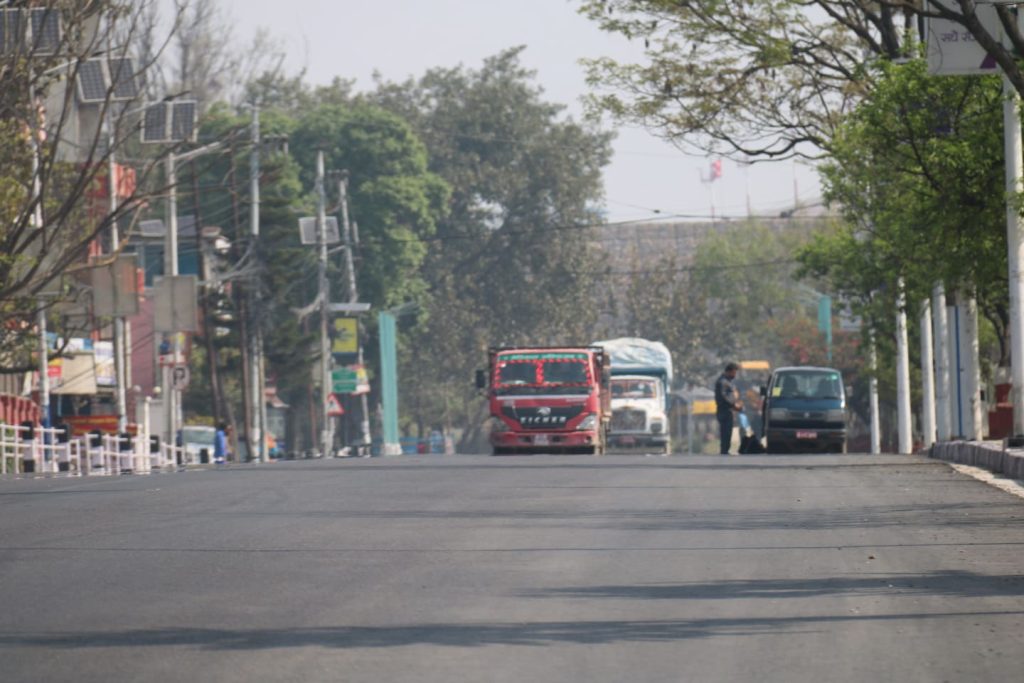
[928,440,1024,480]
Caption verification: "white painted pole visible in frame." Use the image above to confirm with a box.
[1003,76,1024,437]
[963,293,984,440]
[919,300,936,449]
[932,284,951,441]
[949,302,964,438]
[869,331,881,454]
[165,154,179,445]
[895,278,913,454]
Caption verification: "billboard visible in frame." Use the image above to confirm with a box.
[927,2,1022,76]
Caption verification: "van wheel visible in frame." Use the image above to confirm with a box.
[767,439,786,455]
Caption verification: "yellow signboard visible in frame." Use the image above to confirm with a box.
[332,318,358,354]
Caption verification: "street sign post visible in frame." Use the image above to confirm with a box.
[326,393,344,416]
[331,365,369,394]
[171,365,190,391]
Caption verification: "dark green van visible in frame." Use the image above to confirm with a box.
[760,366,847,454]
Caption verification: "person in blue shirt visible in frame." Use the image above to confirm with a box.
[214,422,230,464]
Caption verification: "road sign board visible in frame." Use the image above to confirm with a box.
[332,317,358,354]
[171,365,190,391]
[326,393,345,416]
[926,3,1022,76]
[331,365,369,394]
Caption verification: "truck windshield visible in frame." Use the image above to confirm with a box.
[494,357,592,395]
[771,370,843,399]
[611,378,657,398]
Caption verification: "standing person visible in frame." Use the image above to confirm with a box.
[714,362,743,455]
[214,422,229,465]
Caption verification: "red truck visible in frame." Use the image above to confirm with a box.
[476,346,611,455]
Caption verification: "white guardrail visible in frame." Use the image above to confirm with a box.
[0,423,201,477]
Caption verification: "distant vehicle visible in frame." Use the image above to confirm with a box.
[760,366,847,454]
[180,425,216,463]
[477,346,611,455]
[593,337,672,454]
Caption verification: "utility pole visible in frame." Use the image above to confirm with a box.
[316,151,332,457]
[248,103,264,463]
[338,177,370,450]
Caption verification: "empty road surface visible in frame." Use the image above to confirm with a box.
[1,453,1022,682]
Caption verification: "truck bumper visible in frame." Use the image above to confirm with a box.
[491,430,600,453]
[608,433,669,448]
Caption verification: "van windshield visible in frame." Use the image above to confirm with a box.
[771,370,843,400]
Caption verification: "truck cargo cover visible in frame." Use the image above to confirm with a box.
[593,337,673,381]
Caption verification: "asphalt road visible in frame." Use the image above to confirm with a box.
[1,453,1023,682]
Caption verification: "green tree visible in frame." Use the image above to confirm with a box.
[289,103,449,310]
[801,60,1006,363]
[0,2,174,370]
[578,1,1024,159]
[369,48,614,447]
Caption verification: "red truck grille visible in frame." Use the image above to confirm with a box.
[501,405,584,430]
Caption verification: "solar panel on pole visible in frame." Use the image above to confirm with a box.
[171,101,197,142]
[29,8,60,55]
[108,58,139,101]
[299,216,340,245]
[76,59,107,104]
[141,102,169,143]
[0,9,26,56]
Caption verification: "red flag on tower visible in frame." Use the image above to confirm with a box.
[710,158,723,181]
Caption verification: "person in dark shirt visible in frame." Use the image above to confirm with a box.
[714,362,743,455]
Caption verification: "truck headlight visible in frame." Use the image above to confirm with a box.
[826,409,846,423]
[490,417,510,433]
[577,413,597,431]
[769,408,788,421]
[650,418,664,434]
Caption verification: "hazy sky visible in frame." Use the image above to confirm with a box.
[223,0,821,223]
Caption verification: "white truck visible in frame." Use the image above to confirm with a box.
[593,337,673,454]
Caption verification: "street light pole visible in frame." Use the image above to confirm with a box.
[248,103,264,463]
[316,151,332,457]
[164,152,179,446]
[160,138,224,447]
[107,109,130,434]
